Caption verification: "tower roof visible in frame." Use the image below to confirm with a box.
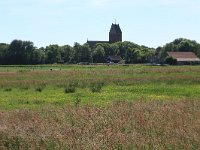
[109,23,122,34]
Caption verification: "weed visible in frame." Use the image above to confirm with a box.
[4,88,12,92]
[90,82,104,93]
[35,87,43,92]
[74,95,81,107]
[65,84,76,93]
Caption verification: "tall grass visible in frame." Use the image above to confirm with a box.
[0,100,200,149]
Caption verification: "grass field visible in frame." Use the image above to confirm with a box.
[0,65,200,149]
[1,64,200,110]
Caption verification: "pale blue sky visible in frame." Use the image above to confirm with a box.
[0,0,200,48]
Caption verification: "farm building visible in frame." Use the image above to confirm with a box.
[107,55,122,63]
[167,52,200,65]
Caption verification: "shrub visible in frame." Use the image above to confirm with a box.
[165,56,177,65]
[65,84,76,93]
[35,87,43,92]
[90,82,104,93]
[4,88,12,92]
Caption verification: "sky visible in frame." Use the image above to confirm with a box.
[0,0,200,48]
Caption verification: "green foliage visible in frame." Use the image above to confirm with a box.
[165,56,177,65]
[31,49,45,64]
[71,43,92,63]
[6,40,35,65]
[90,82,104,93]
[74,94,81,107]
[4,88,12,92]
[1,65,200,110]
[0,40,155,65]
[35,87,43,92]
[65,84,76,93]
[1,38,200,65]
[0,43,9,65]
[60,45,73,63]
[45,45,61,64]
[93,45,105,63]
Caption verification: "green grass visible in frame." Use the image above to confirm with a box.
[1,64,200,149]
[0,64,200,110]
[1,83,200,110]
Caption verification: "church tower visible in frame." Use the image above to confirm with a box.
[109,23,122,43]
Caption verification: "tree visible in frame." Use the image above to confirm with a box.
[139,46,155,63]
[72,43,92,63]
[72,42,82,63]
[124,42,144,63]
[116,42,126,59]
[31,49,45,64]
[7,40,35,64]
[93,45,105,63]
[45,45,61,64]
[110,43,119,56]
[0,43,9,64]
[60,45,73,63]
[82,43,92,63]
[96,43,111,57]
[125,47,134,63]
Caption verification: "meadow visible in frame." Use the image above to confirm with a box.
[0,64,200,149]
[1,64,200,110]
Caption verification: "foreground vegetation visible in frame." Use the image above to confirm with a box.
[0,100,200,149]
[1,65,200,149]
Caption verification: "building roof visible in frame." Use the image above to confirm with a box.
[167,52,200,62]
[107,55,122,61]
[109,24,122,34]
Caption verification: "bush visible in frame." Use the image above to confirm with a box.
[90,82,104,93]
[4,88,12,92]
[65,84,76,93]
[35,87,43,92]
[165,56,177,65]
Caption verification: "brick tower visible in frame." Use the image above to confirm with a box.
[109,23,122,43]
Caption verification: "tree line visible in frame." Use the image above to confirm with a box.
[0,38,200,65]
[0,40,155,65]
